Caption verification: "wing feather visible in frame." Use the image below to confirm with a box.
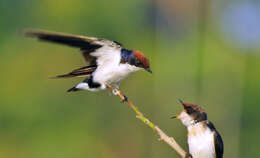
[25,29,123,67]
[24,29,102,49]
[24,29,103,64]
[206,120,224,158]
[214,131,224,158]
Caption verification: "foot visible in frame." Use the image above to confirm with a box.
[185,153,192,158]
[112,89,118,95]
[121,94,128,103]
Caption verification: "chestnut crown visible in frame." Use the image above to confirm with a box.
[179,100,208,122]
[121,49,152,73]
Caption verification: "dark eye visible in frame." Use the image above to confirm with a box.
[186,107,194,114]
[136,60,143,66]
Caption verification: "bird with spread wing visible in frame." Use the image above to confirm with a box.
[25,29,152,93]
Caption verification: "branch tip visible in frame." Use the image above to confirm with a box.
[105,83,190,158]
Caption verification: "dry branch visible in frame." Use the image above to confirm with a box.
[105,83,192,158]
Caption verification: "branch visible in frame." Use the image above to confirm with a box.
[105,83,192,158]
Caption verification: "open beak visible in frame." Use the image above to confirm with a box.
[145,68,152,73]
[170,115,178,119]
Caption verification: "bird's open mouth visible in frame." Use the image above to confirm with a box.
[171,115,179,119]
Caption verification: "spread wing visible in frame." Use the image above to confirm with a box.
[206,120,224,158]
[25,29,123,67]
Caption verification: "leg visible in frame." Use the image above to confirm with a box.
[111,84,120,95]
[112,89,118,95]
[185,153,192,158]
[110,87,127,103]
[121,94,128,103]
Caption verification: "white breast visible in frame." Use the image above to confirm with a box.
[188,123,216,158]
[91,46,141,86]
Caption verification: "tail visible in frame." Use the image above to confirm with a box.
[52,73,90,79]
[67,86,81,92]
[50,65,96,79]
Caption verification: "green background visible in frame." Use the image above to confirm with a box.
[0,0,259,157]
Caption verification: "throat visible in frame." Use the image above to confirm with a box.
[120,49,135,65]
[187,122,206,136]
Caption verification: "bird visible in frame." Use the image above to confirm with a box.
[24,29,152,93]
[172,100,224,158]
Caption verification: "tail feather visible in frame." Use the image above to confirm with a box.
[54,73,91,78]
[51,65,96,79]
[67,86,80,92]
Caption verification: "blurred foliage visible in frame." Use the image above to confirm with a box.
[0,0,260,158]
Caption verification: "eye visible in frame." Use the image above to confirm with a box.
[186,108,194,114]
[136,60,143,66]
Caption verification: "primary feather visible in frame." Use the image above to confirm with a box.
[24,29,102,49]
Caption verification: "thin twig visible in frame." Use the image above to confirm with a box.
[105,83,192,158]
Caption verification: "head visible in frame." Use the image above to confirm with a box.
[172,100,207,127]
[121,49,152,73]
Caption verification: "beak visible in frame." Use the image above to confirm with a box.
[170,115,178,119]
[178,99,183,104]
[145,68,152,73]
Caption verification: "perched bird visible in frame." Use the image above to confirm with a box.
[172,100,224,158]
[25,29,152,92]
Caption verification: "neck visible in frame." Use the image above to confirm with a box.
[187,120,206,129]
[120,49,135,65]
[187,121,208,137]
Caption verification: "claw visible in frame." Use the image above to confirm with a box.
[112,89,118,95]
[121,94,128,103]
[185,153,192,158]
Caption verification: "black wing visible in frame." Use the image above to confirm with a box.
[24,29,102,63]
[214,131,224,158]
[24,29,102,49]
[206,120,224,158]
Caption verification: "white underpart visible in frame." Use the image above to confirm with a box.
[178,111,216,158]
[188,123,215,158]
[75,82,105,92]
[178,111,196,127]
[91,45,141,89]
[75,40,142,92]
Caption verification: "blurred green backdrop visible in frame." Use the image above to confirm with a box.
[0,0,260,158]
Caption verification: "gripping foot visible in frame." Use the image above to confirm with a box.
[121,94,128,103]
[185,153,192,158]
